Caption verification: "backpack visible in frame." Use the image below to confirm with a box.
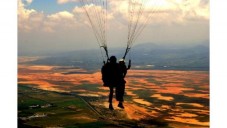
[101,63,109,87]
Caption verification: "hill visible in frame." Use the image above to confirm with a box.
[21,42,209,71]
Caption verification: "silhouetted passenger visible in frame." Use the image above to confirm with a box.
[116,59,131,109]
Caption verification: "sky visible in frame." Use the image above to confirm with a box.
[18,0,209,55]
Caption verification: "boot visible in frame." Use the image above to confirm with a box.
[109,103,114,110]
[118,102,124,109]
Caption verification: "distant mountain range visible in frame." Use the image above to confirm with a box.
[127,42,209,70]
[22,42,209,71]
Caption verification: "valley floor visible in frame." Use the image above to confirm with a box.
[18,62,209,128]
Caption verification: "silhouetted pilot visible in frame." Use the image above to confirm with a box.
[101,56,121,110]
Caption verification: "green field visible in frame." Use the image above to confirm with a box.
[18,84,175,128]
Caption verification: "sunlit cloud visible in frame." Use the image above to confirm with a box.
[57,0,78,4]
[48,11,74,20]
[18,0,77,33]
[18,0,44,32]
[18,0,209,32]
[57,0,69,4]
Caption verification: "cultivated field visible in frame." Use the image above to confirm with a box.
[18,58,209,128]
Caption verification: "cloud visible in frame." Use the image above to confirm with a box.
[44,11,76,32]
[111,0,208,20]
[18,0,209,54]
[26,0,33,4]
[18,0,77,33]
[18,0,209,33]
[57,0,69,4]
[48,11,74,20]
[58,0,209,24]
[168,0,209,21]
[18,0,44,32]
[21,0,33,5]
[57,0,78,4]
[18,0,95,52]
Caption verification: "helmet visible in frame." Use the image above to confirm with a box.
[109,56,117,63]
[119,59,124,62]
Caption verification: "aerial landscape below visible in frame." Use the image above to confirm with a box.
[18,56,209,128]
